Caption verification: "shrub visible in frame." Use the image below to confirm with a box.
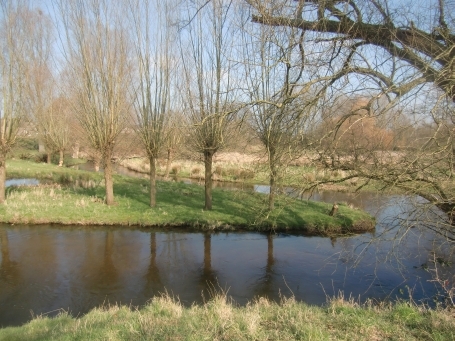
[15,137,39,150]
[214,165,224,176]
[171,165,181,175]
[225,168,241,178]
[57,173,73,186]
[303,173,315,182]
[35,153,48,163]
[191,167,201,176]
[19,153,33,160]
[239,169,255,180]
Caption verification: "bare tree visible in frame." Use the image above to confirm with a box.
[248,0,455,101]
[244,23,299,210]
[128,0,178,207]
[163,112,184,179]
[58,0,132,205]
[20,8,61,165]
[179,0,240,210]
[248,0,455,226]
[0,1,38,203]
[38,96,71,166]
[241,2,331,210]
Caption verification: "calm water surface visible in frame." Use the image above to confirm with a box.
[1,166,454,327]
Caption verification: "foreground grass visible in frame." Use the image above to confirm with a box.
[1,295,454,341]
[2,159,374,233]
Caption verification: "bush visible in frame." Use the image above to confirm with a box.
[303,173,316,182]
[57,173,73,186]
[15,137,39,151]
[171,165,181,175]
[191,167,201,176]
[225,168,241,178]
[34,153,48,163]
[239,169,255,180]
[214,165,224,176]
[19,153,33,160]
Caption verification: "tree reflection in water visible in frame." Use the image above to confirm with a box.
[199,233,219,301]
[143,232,163,297]
[0,229,19,285]
[252,234,276,299]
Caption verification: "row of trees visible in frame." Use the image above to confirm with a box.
[1,1,455,227]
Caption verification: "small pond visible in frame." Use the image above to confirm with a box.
[5,179,39,187]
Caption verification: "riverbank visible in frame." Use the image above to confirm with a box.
[1,294,454,340]
[119,154,383,192]
[2,160,374,234]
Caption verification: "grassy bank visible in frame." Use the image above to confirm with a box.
[1,159,374,233]
[1,294,454,340]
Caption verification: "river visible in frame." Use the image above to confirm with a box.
[0,165,454,327]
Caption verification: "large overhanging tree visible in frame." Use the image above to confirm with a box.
[248,0,455,228]
[249,0,454,101]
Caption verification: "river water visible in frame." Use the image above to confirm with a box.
[1,166,454,327]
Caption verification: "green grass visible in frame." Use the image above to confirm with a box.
[2,159,374,233]
[0,294,454,341]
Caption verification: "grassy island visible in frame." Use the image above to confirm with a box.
[1,160,374,234]
[0,294,454,341]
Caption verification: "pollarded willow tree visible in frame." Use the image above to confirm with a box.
[241,6,326,211]
[0,1,42,203]
[248,0,455,227]
[128,0,178,207]
[58,0,132,205]
[179,0,240,210]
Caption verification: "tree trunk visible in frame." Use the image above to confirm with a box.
[0,152,6,204]
[58,150,64,167]
[47,152,51,164]
[149,156,156,207]
[268,148,277,211]
[164,148,173,178]
[103,150,115,205]
[269,172,276,211]
[72,141,80,159]
[204,151,214,210]
[329,203,339,216]
[94,157,100,172]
